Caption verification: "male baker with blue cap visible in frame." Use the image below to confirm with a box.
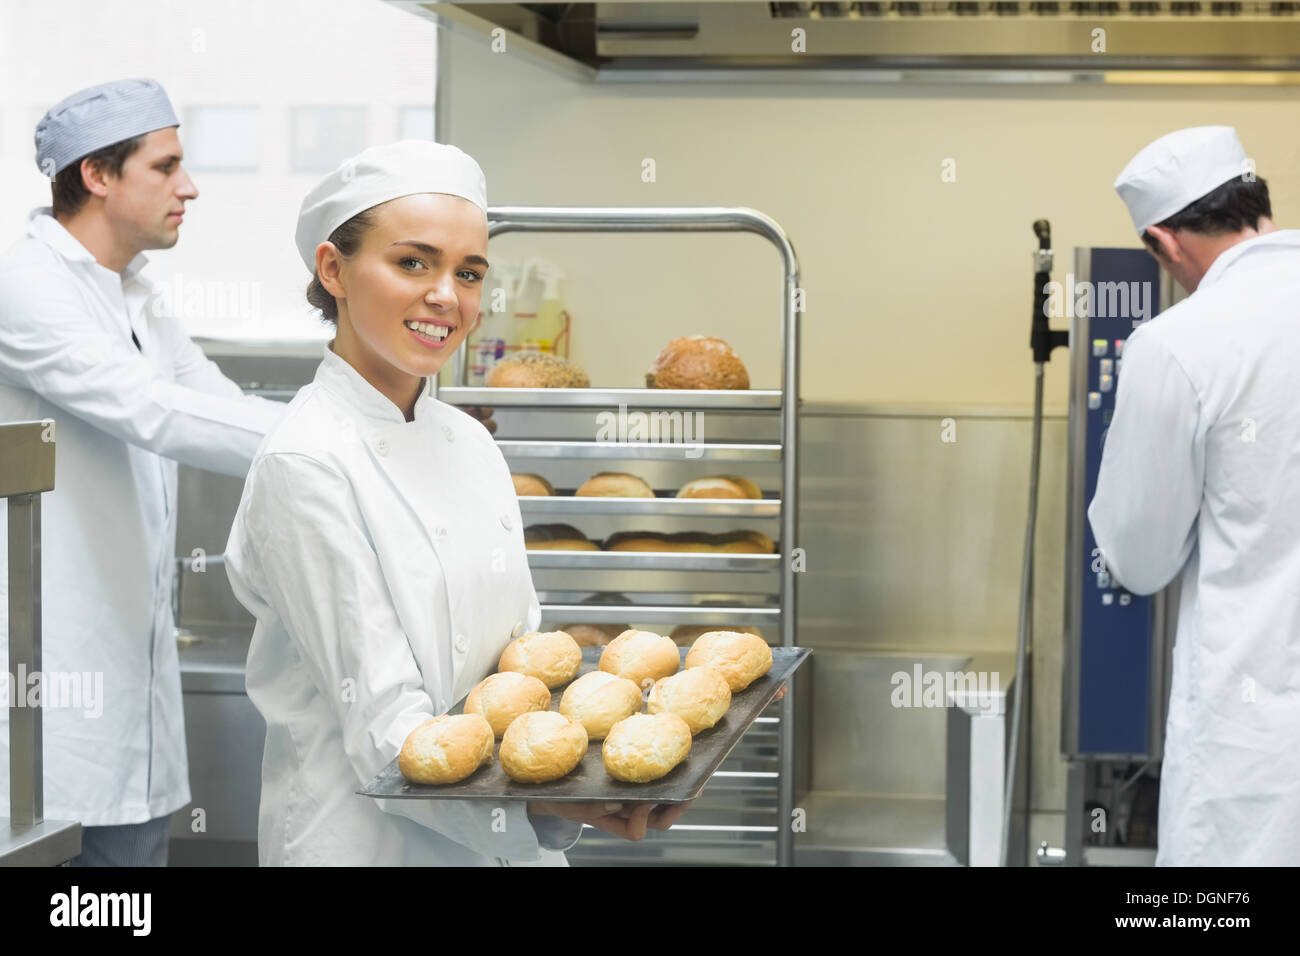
[0,79,288,865]
[1088,126,1300,866]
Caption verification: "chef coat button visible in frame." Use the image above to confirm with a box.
[500,513,513,531]
[454,633,468,654]
[442,425,455,443]
[376,438,389,456]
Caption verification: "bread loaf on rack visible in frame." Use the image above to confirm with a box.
[486,352,590,388]
[512,473,554,496]
[524,524,601,551]
[575,472,656,498]
[646,336,749,390]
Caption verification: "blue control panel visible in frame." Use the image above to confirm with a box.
[1077,248,1163,756]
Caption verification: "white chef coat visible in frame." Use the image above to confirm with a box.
[0,208,287,826]
[224,341,583,866]
[1088,228,1300,866]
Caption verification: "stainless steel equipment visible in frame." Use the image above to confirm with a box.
[438,205,802,865]
[0,420,81,866]
[402,1,1300,81]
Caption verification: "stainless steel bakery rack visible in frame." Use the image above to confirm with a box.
[435,206,802,867]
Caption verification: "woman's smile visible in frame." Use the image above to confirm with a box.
[404,317,456,349]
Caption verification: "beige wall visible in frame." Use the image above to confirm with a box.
[441,25,1299,410]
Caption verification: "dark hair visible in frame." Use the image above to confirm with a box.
[50,135,146,218]
[305,208,377,325]
[1141,174,1272,254]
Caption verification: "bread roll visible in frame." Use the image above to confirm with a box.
[499,711,589,783]
[398,714,494,784]
[646,336,749,390]
[560,622,627,647]
[486,352,590,388]
[576,472,655,498]
[685,631,773,692]
[512,473,554,496]
[499,630,583,688]
[602,713,692,783]
[559,671,643,740]
[525,524,600,551]
[675,476,761,499]
[464,672,552,737]
[712,531,776,554]
[604,531,674,552]
[669,624,763,646]
[599,630,680,689]
[647,667,731,735]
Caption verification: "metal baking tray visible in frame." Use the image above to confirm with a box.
[358,645,810,804]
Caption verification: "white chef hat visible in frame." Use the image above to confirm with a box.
[294,140,487,271]
[35,78,179,177]
[1114,126,1250,234]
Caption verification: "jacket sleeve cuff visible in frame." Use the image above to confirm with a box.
[527,810,585,852]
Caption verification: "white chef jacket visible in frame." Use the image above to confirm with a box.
[224,341,583,866]
[0,208,287,826]
[1088,229,1300,866]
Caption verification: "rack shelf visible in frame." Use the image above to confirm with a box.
[442,386,783,410]
[527,551,781,572]
[497,440,781,461]
[518,495,782,517]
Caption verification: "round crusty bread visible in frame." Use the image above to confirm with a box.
[685,631,773,692]
[604,532,675,552]
[499,711,589,783]
[576,472,655,498]
[512,473,554,496]
[645,336,749,390]
[525,524,600,551]
[398,713,495,784]
[602,712,692,783]
[676,476,749,499]
[669,624,763,646]
[559,622,626,647]
[464,672,553,737]
[720,475,762,499]
[486,352,590,388]
[598,629,680,690]
[498,630,583,689]
[711,530,776,554]
[559,671,644,740]
[647,667,731,735]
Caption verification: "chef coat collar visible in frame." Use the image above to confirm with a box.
[317,339,432,424]
[1197,228,1300,292]
[27,207,150,280]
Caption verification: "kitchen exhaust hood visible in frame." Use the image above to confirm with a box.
[397,1,1300,82]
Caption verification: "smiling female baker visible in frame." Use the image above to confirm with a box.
[224,141,685,865]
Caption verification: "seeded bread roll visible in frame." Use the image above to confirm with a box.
[512,473,554,496]
[576,472,655,498]
[525,524,600,551]
[464,672,553,738]
[675,475,762,499]
[685,631,773,692]
[647,667,731,735]
[599,629,680,690]
[398,714,495,784]
[669,624,763,646]
[646,336,749,390]
[559,671,644,740]
[498,630,583,689]
[486,352,590,388]
[602,713,692,783]
[499,711,589,783]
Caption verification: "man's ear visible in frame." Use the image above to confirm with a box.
[1145,224,1182,265]
[80,157,111,199]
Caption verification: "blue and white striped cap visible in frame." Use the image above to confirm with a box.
[35,78,180,178]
